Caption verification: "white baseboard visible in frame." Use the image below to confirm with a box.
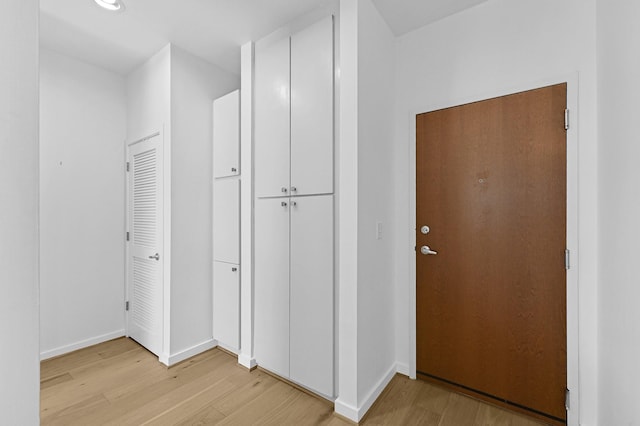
[396,362,410,377]
[334,398,359,422]
[334,364,397,422]
[217,341,238,355]
[40,330,125,360]
[165,339,217,366]
[238,353,257,369]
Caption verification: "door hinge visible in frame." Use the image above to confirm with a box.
[126,231,130,241]
[564,108,570,130]
[565,388,570,411]
[126,161,130,172]
[125,301,130,311]
[565,249,571,270]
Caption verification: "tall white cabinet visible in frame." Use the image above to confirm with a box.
[213,90,241,352]
[254,16,335,398]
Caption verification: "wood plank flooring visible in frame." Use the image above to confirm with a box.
[41,338,549,425]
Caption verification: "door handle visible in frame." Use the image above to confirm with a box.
[148,253,160,261]
[420,246,437,255]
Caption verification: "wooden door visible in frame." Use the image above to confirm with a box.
[254,197,291,377]
[416,84,567,424]
[290,16,334,196]
[127,133,163,357]
[254,37,291,198]
[289,194,334,397]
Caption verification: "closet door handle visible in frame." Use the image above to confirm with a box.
[148,253,160,261]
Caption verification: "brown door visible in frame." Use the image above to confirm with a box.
[416,84,567,424]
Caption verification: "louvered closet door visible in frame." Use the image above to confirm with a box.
[127,133,163,357]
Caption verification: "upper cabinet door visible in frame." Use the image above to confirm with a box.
[213,90,240,178]
[255,37,291,198]
[291,16,334,196]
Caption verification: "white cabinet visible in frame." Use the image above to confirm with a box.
[213,90,240,179]
[254,195,334,396]
[213,179,240,265]
[253,15,335,398]
[290,17,334,197]
[289,195,334,397]
[213,261,240,351]
[254,37,290,198]
[212,90,241,352]
[255,16,334,198]
[254,198,291,377]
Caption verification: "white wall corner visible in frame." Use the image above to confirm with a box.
[40,330,126,361]
[164,338,217,366]
[335,364,396,422]
[357,364,396,421]
[395,362,410,377]
[238,353,257,370]
[334,398,359,423]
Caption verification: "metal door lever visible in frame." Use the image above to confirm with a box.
[148,253,160,261]
[420,246,437,255]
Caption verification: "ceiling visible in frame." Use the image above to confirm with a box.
[40,0,488,76]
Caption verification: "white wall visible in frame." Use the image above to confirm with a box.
[39,49,127,359]
[336,0,396,421]
[597,1,640,424]
[393,0,598,424]
[169,45,239,356]
[126,45,171,143]
[355,0,396,411]
[0,0,40,422]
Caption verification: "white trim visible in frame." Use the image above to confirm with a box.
[238,353,257,369]
[239,41,255,368]
[40,330,125,360]
[334,363,396,422]
[407,73,580,425]
[162,338,217,367]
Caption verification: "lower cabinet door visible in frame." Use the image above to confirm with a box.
[254,197,291,377]
[290,194,334,397]
[213,261,240,351]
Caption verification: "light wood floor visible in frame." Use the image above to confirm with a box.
[41,338,548,425]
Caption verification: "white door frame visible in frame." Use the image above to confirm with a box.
[407,73,580,425]
[125,129,167,361]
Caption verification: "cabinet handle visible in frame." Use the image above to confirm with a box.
[291,201,297,207]
[281,201,287,207]
[290,186,297,192]
[231,267,238,272]
[281,187,288,193]
[231,167,237,172]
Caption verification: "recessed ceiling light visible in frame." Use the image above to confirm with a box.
[94,0,125,12]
